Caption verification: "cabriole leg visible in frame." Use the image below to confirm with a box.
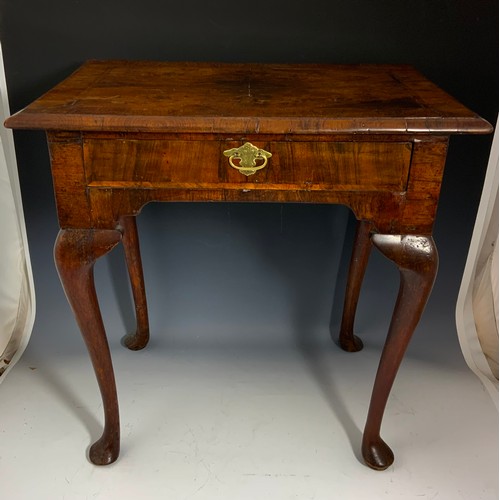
[119,216,150,350]
[338,220,372,352]
[54,228,122,465]
[362,234,438,470]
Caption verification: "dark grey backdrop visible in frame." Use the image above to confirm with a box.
[0,1,498,359]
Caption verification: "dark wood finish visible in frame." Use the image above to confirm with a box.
[119,216,150,351]
[338,220,372,352]
[54,228,122,465]
[84,139,412,190]
[6,61,491,135]
[5,61,492,469]
[46,131,449,235]
[363,234,438,470]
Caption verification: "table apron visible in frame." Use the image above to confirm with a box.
[47,133,449,235]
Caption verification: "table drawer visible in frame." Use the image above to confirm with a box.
[84,139,412,191]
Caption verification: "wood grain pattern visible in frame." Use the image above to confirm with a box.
[47,131,91,228]
[84,138,412,190]
[45,129,445,235]
[5,61,493,469]
[5,61,492,134]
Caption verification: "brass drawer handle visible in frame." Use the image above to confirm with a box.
[223,142,272,177]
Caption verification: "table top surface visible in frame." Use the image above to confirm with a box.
[5,60,491,135]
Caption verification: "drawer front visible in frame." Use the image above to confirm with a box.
[84,139,412,191]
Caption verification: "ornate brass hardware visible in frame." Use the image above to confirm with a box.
[223,142,272,176]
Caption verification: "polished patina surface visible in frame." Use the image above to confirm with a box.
[5,61,492,470]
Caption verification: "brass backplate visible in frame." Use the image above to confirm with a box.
[223,142,272,176]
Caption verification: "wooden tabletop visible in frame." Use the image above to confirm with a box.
[5,60,492,135]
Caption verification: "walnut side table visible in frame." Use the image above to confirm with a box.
[5,61,492,470]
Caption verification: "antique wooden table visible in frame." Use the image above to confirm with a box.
[5,61,491,470]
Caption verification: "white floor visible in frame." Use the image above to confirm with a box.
[1,329,498,499]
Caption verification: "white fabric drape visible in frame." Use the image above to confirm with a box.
[457,120,499,408]
[472,234,499,379]
[0,43,36,381]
